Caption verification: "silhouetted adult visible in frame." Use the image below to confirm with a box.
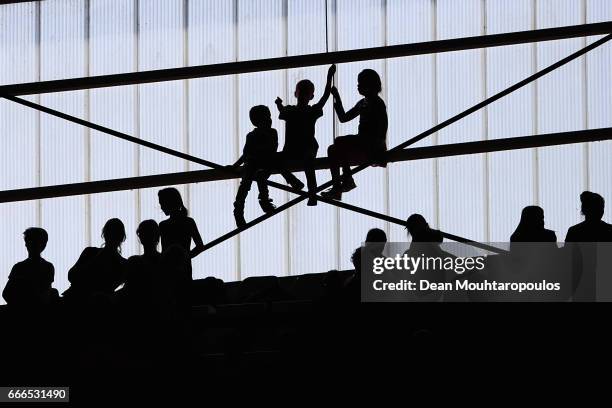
[63,218,127,301]
[565,191,612,242]
[321,69,388,201]
[511,206,557,243]
[158,188,205,263]
[2,228,58,307]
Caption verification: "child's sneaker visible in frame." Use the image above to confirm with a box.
[320,188,342,201]
[289,179,305,191]
[340,177,357,193]
[259,198,276,213]
[233,209,246,228]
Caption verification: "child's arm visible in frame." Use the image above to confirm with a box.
[332,86,360,123]
[275,97,285,114]
[189,218,205,259]
[314,64,336,110]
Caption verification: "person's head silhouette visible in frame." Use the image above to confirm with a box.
[518,206,545,230]
[158,187,188,217]
[249,105,272,129]
[365,228,387,255]
[295,80,315,103]
[137,219,160,250]
[357,69,382,97]
[23,227,48,258]
[102,218,126,252]
[406,214,442,243]
[580,191,605,221]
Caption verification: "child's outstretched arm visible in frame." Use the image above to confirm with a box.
[314,64,336,110]
[275,97,285,114]
[332,86,360,123]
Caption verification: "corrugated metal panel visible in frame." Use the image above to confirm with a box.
[437,0,487,242]
[586,0,612,225]
[237,0,289,277]
[536,0,586,240]
[39,0,88,294]
[336,0,387,270]
[486,0,537,241]
[188,0,239,281]
[387,0,437,243]
[89,0,139,257]
[138,0,187,226]
[286,0,338,275]
[0,2,39,303]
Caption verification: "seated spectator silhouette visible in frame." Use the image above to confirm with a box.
[321,69,388,201]
[275,65,336,206]
[63,218,128,303]
[158,188,205,268]
[565,191,612,242]
[350,227,388,275]
[404,214,448,298]
[510,206,557,253]
[2,227,58,307]
[344,228,388,301]
[230,105,279,226]
[123,220,163,306]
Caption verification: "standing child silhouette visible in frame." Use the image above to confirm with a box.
[321,69,388,201]
[231,105,279,226]
[275,64,336,206]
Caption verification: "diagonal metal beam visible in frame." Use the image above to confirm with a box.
[0,22,610,96]
[0,127,609,203]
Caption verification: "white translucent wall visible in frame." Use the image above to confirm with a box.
[2,0,612,301]
[0,2,39,290]
[486,0,537,241]
[187,1,239,281]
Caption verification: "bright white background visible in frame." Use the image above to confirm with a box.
[1,0,611,301]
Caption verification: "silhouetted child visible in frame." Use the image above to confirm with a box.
[511,206,557,243]
[321,69,388,200]
[158,187,205,265]
[232,105,279,226]
[64,218,128,301]
[565,191,612,242]
[123,220,163,305]
[275,65,336,206]
[2,228,57,307]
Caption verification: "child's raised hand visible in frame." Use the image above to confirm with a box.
[275,97,283,105]
[328,64,337,78]
[330,86,339,98]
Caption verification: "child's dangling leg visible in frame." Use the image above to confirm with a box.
[233,168,254,227]
[255,169,276,214]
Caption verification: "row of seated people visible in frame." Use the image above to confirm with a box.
[2,190,611,308]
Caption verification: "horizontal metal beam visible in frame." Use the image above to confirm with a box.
[1,127,609,204]
[0,22,610,96]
